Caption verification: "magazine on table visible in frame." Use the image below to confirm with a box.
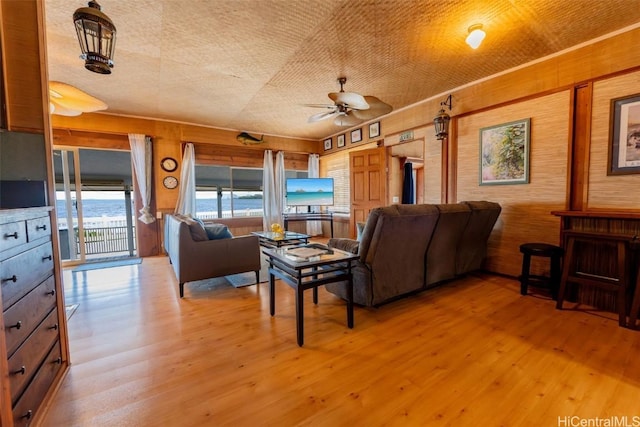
[285,243,332,260]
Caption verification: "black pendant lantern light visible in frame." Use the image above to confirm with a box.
[433,95,452,140]
[73,1,117,74]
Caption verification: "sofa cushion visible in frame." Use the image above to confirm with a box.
[328,238,360,254]
[204,223,233,240]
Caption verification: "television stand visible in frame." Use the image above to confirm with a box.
[283,212,334,238]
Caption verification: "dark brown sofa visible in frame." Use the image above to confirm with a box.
[326,201,501,306]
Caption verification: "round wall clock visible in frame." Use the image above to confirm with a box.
[163,175,179,189]
[160,157,178,172]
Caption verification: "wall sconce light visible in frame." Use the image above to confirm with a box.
[434,95,452,141]
[73,1,117,74]
[465,24,486,49]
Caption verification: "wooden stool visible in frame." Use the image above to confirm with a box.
[519,243,563,299]
[556,231,632,327]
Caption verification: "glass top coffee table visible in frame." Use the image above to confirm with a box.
[262,243,359,346]
[251,231,309,248]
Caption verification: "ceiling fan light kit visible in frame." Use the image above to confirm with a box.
[73,0,117,74]
[306,77,392,127]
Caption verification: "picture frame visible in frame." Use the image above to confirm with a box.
[351,128,362,143]
[337,134,345,148]
[479,118,530,185]
[608,93,640,175]
[369,121,380,139]
[323,137,332,151]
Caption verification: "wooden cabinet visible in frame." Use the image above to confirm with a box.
[0,208,68,426]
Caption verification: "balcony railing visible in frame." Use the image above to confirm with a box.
[80,226,135,255]
[59,225,135,258]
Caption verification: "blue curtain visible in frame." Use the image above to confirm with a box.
[402,162,414,204]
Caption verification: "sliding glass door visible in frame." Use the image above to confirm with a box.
[53,147,136,265]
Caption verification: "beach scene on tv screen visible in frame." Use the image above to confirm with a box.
[287,179,334,205]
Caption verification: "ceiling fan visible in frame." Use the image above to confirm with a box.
[306,77,392,126]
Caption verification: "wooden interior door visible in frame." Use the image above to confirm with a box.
[350,147,387,236]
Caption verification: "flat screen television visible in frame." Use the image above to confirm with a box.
[285,178,334,206]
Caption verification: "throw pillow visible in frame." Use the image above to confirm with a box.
[182,217,208,242]
[204,223,233,240]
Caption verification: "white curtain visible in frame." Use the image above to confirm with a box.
[274,151,286,226]
[174,143,196,216]
[128,134,155,224]
[262,150,279,230]
[307,154,322,235]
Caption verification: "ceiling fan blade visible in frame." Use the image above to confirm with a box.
[334,112,362,127]
[308,110,339,123]
[49,81,108,113]
[50,99,83,116]
[303,103,337,109]
[352,96,393,119]
[328,92,369,110]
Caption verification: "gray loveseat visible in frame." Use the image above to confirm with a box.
[164,214,261,298]
[326,201,501,306]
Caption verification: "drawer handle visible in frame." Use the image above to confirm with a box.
[42,254,53,261]
[22,410,33,420]
[8,321,22,330]
[2,275,17,283]
[54,357,62,364]
[46,289,55,296]
[36,224,47,231]
[12,366,26,376]
[3,232,18,239]
[49,323,59,331]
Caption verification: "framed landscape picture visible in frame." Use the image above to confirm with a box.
[337,134,345,148]
[323,137,332,151]
[479,118,530,185]
[351,128,362,143]
[608,93,640,175]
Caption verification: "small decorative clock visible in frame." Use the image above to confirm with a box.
[163,175,179,189]
[160,157,178,172]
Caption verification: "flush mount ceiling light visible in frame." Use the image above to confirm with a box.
[49,81,108,116]
[73,1,117,74]
[465,24,486,49]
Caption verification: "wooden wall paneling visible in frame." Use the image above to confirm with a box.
[0,0,45,132]
[52,129,130,150]
[456,91,571,277]
[588,70,640,209]
[569,83,593,210]
[194,143,309,170]
[446,117,457,204]
[181,124,319,153]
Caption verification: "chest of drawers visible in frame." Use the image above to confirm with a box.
[0,207,68,426]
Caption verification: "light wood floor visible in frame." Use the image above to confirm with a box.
[41,256,640,427]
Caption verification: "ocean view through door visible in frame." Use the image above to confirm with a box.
[53,148,136,265]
